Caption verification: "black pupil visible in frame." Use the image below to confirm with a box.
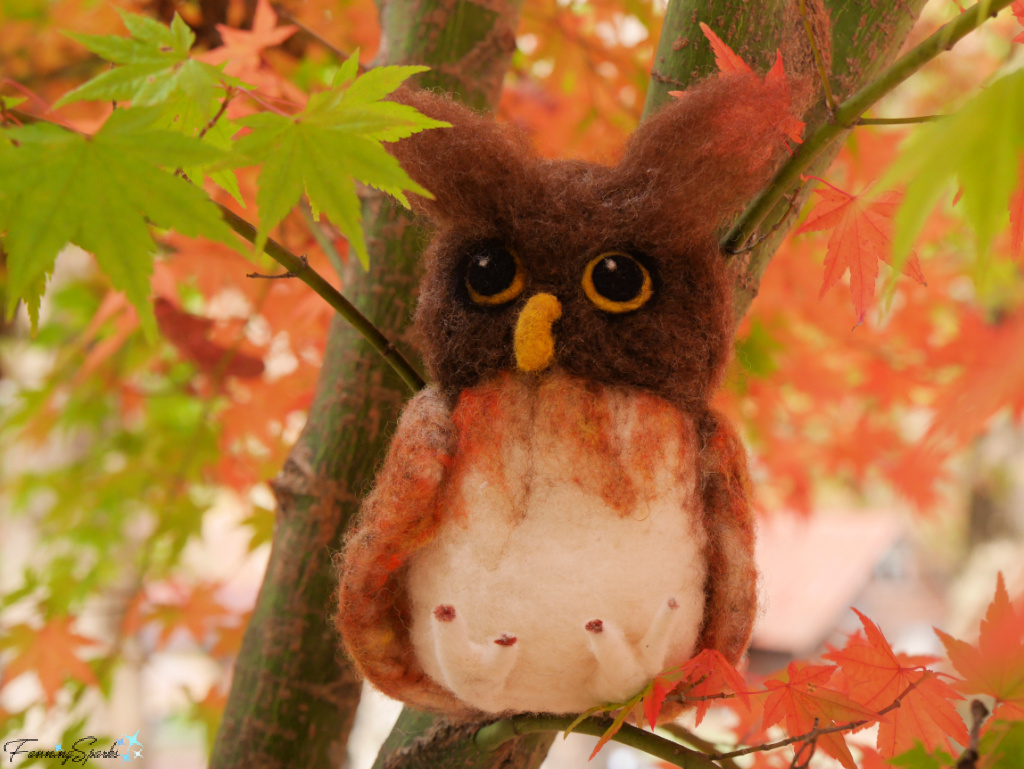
[592,256,644,302]
[467,248,517,297]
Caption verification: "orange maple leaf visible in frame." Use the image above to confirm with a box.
[825,610,967,757]
[141,582,236,648]
[203,0,297,72]
[796,180,926,324]
[1,619,99,706]
[762,663,878,769]
[935,573,1024,720]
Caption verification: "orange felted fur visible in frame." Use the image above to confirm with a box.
[335,68,803,720]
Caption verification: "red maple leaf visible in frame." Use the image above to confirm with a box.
[1008,156,1024,260]
[683,24,804,146]
[155,297,265,379]
[825,610,967,757]
[796,180,926,325]
[762,663,878,769]
[1012,2,1024,43]
[699,22,752,75]
[670,649,750,726]
[936,573,1024,720]
[1,619,100,706]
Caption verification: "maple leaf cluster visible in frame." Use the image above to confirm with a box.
[576,576,1024,768]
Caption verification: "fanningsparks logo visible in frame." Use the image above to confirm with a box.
[3,732,143,764]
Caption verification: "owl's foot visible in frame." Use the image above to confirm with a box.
[431,605,518,710]
[640,596,682,672]
[585,597,681,702]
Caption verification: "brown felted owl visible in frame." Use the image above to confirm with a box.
[335,72,804,719]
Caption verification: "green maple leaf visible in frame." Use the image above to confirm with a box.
[235,53,449,268]
[0,108,243,336]
[886,68,1024,263]
[57,11,239,118]
[55,10,246,197]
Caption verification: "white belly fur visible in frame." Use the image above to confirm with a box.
[406,373,708,715]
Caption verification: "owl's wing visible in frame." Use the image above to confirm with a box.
[696,410,758,664]
[334,386,470,714]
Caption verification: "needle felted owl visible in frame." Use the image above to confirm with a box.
[335,71,806,719]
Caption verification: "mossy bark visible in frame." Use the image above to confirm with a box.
[207,0,521,766]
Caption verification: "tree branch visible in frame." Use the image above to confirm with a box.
[1,107,426,394]
[475,715,722,769]
[722,0,1016,254]
[218,205,426,392]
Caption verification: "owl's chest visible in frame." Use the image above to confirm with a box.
[406,372,709,715]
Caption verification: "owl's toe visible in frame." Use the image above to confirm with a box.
[429,604,519,711]
[639,595,684,674]
[585,618,646,703]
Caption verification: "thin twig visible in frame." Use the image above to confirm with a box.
[218,206,426,393]
[798,0,835,112]
[197,87,236,140]
[270,3,365,69]
[955,699,990,769]
[300,203,347,277]
[725,182,805,256]
[247,254,309,278]
[857,115,942,125]
[710,675,928,762]
[721,0,1016,254]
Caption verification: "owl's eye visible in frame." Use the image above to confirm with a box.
[582,252,653,313]
[465,246,526,306]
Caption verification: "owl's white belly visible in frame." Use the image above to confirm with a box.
[406,373,707,715]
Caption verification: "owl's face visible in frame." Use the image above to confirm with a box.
[391,88,766,412]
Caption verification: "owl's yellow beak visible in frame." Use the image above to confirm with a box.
[514,293,562,372]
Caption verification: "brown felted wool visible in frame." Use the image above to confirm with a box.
[335,69,797,720]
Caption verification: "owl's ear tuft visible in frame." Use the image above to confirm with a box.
[387,89,535,225]
[614,72,807,242]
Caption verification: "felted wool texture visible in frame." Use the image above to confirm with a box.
[405,371,706,715]
[335,370,759,720]
[390,75,803,416]
[334,387,471,716]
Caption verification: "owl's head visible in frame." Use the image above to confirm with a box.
[391,76,798,411]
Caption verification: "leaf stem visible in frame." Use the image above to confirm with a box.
[217,204,425,392]
[270,3,365,70]
[475,715,722,769]
[197,87,235,140]
[857,115,942,125]
[300,203,347,277]
[798,0,835,112]
[721,0,1016,254]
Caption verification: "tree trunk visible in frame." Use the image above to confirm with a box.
[211,1,929,768]
[208,0,521,766]
[643,0,928,318]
